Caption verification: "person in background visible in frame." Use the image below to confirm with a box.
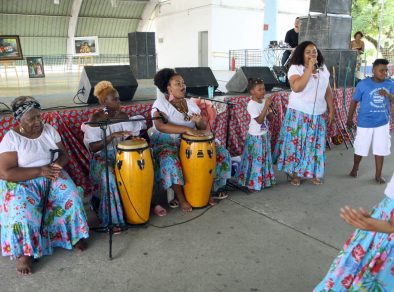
[347,59,394,184]
[235,78,276,192]
[350,31,365,54]
[0,96,89,275]
[281,17,299,66]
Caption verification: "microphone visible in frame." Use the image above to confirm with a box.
[269,104,278,117]
[155,108,168,124]
[314,63,320,72]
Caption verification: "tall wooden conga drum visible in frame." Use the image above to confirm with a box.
[179,133,216,207]
[115,139,153,224]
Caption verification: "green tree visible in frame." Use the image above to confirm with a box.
[352,0,394,60]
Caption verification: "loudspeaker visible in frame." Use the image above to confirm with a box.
[175,67,219,96]
[128,32,156,56]
[320,49,357,87]
[309,0,352,15]
[129,32,156,79]
[78,65,138,104]
[299,15,352,50]
[226,67,280,93]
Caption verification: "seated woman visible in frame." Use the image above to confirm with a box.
[151,68,231,212]
[0,96,89,275]
[83,81,165,225]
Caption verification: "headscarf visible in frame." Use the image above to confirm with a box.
[11,97,41,120]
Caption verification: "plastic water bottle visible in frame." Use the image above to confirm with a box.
[208,86,214,98]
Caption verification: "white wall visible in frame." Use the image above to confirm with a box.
[211,6,264,70]
[276,0,310,43]
[153,0,212,68]
[153,0,264,70]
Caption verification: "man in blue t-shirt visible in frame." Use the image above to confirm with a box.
[347,58,394,183]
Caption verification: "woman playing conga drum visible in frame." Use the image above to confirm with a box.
[151,68,231,212]
[83,81,158,228]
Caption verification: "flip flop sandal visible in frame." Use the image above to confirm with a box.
[211,190,229,200]
[169,199,179,209]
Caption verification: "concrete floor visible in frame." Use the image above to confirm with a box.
[0,71,393,291]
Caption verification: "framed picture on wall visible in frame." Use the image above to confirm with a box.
[26,57,45,78]
[0,35,23,61]
[73,36,99,56]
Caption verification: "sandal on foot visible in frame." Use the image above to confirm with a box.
[153,205,167,217]
[375,177,386,184]
[211,190,229,200]
[290,177,301,186]
[169,199,179,209]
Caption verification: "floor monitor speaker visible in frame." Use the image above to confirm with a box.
[226,66,279,93]
[175,67,218,96]
[78,65,138,104]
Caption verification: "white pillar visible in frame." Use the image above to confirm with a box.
[67,0,83,69]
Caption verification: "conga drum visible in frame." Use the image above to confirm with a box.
[179,133,217,207]
[115,139,153,224]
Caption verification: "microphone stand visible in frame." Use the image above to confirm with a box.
[85,115,164,260]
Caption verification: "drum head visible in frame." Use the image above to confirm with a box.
[117,139,148,150]
[182,132,214,142]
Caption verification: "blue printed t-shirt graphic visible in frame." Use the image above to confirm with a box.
[353,77,394,128]
[260,119,268,132]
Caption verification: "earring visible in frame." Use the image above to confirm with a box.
[20,125,25,134]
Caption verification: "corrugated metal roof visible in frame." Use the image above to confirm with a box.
[20,37,67,55]
[76,18,139,37]
[0,0,72,16]
[79,0,146,18]
[1,14,69,37]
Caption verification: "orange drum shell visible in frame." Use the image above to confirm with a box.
[179,135,216,207]
[115,143,153,224]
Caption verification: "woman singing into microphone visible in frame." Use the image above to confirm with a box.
[273,41,334,186]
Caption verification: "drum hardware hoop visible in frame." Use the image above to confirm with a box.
[181,137,215,143]
[116,145,150,152]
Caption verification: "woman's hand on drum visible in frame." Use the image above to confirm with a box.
[110,131,132,140]
[40,164,62,180]
[190,113,203,124]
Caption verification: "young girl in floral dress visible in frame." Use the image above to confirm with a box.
[235,79,276,192]
[314,172,394,291]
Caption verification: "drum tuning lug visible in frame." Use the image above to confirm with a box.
[117,160,122,170]
[186,149,192,159]
[197,150,204,158]
[138,159,145,170]
[207,149,213,158]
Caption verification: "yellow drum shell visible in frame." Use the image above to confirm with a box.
[179,133,216,207]
[115,139,153,224]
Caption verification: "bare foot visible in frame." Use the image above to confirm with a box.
[208,197,217,206]
[74,239,88,251]
[16,256,32,275]
[179,199,192,212]
[290,177,300,186]
[311,178,323,185]
[375,177,386,184]
[349,169,358,178]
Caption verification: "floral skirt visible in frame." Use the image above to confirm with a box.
[0,171,89,259]
[314,196,394,291]
[151,132,231,192]
[90,149,125,226]
[273,108,327,179]
[235,133,276,190]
